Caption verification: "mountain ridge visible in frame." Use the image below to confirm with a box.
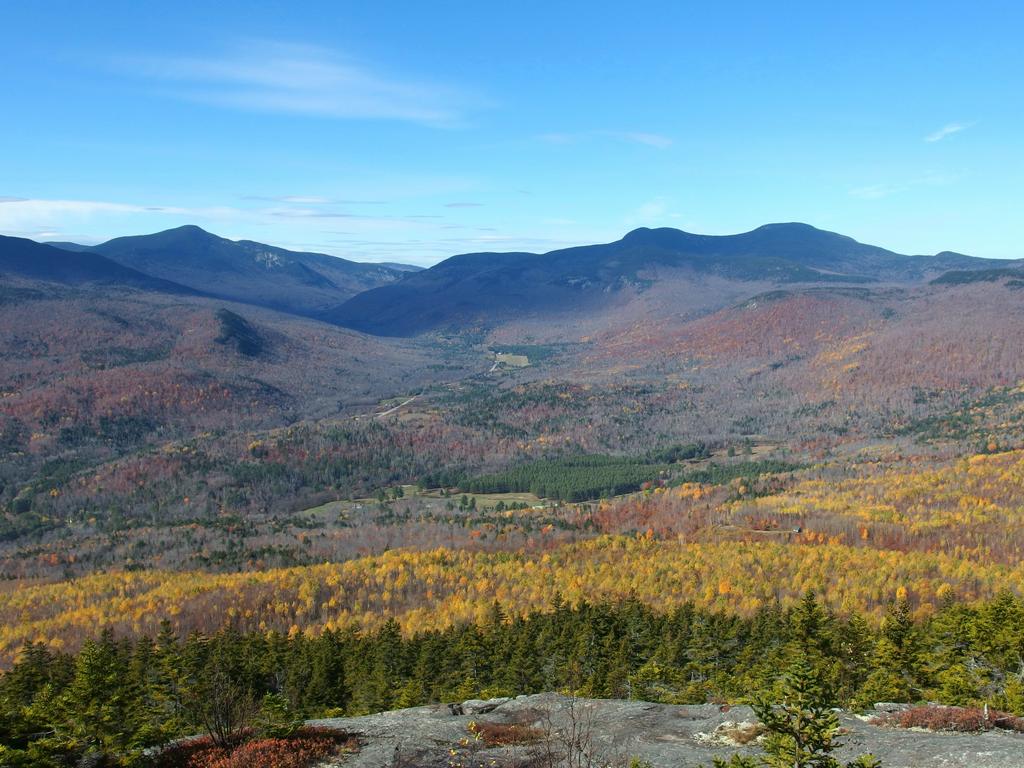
[37,225,417,317]
[323,222,1011,336]
[85,225,414,316]
[0,234,198,294]
[9,222,1019,338]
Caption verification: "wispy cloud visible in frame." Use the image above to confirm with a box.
[120,41,477,126]
[538,132,577,145]
[848,183,901,200]
[538,130,673,149]
[623,198,671,228]
[0,197,149,219]
[313,234,578,265]
[242,195,390,207]
[612,131,673,149]
[849,172,959,200]
[273,195,331,204]
[924,122,972,142]
[0,195,535,266]
[444,202,483,208]
[0,197,245,233]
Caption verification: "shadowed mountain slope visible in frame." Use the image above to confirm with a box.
[324,223,1005,336]
[0,234,195,294]
[57,225,413,316]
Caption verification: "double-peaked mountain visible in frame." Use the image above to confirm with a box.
[5,222,1019,340]
[48,225,416,316]
[324,223,1008,336]
[0,234,195,294]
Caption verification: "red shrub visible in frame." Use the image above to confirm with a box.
[467,720,544,746]
[874,706,1024,734]
[155,727,357,768]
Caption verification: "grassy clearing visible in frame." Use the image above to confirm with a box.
[494,352,530,367]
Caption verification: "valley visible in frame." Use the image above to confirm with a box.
[7,9,1023,765]
[3,222,1024,765]
[3,224,1024,601]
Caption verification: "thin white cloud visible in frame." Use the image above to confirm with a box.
[121,41,476,126]
[444,202,484,208]
[0,197,253,238]
[623,198,672,228]
[537,130,673,149]
[849,183,900,200]
[0,196,457,232]
[849,172,960,200]
[278,195,331,204]
[242,195,389,205]
[0,195,535,266]
[612,131,673,149]
[538,132,577,145]
[0,197,146,221]
[924,122,971,142]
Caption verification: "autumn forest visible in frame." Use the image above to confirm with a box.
[5,220,1024,767]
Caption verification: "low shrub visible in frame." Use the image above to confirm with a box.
[717,721,766,745]
[467,720,544,747]
[874,705,1024,733]
[154,727,357,768]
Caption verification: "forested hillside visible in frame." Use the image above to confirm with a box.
[4,224,1024,766]
[3,593,1023,766]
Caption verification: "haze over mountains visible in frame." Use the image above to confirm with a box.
[42,225,420,316]
[328,222,1009,336]
[0,234,198,294]
[2,222,1019,338]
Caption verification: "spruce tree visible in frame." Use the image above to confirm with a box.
[53,630,147,762]
[712,656,881,768]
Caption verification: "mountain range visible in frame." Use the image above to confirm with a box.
[2,222,1021,338]
[38,225,421,316]
[6,217,1024,598]
[325,223,1010,335]
[0,234,198,294]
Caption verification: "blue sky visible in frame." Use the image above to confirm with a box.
[1,1,1021,265]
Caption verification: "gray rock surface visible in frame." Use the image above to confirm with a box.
[461,696,513,715]
[309,693,1024,768]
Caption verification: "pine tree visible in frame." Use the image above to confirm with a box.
[755,658,844,767]
[712,656,881,768]
[855,637,913,709]
[148,621,189,741]
[304,629,348,713]
[785,590,839,705]
[502,625,541,694]
[0,642,64,750]
[53,630,147,761]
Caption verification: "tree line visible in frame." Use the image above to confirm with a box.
[2,592,1023,766]
[462,445,714,502]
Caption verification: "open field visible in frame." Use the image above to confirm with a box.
[494,352,530,367]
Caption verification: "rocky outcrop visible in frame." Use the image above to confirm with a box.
[309,693,1024,768]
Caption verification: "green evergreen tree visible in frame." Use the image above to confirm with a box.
[853,600,917,708]
[52,630,148,763]
[713,656,881,768]
[304,629,349,713]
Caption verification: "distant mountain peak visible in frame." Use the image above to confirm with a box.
[167,224,214,236]
[79,225,412,316]
[622,222,837,248]
[621,226,695,243]
[148,224,223,243]
[752,222,821,232]
[0,234,196,293]
[323,223,995,336]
